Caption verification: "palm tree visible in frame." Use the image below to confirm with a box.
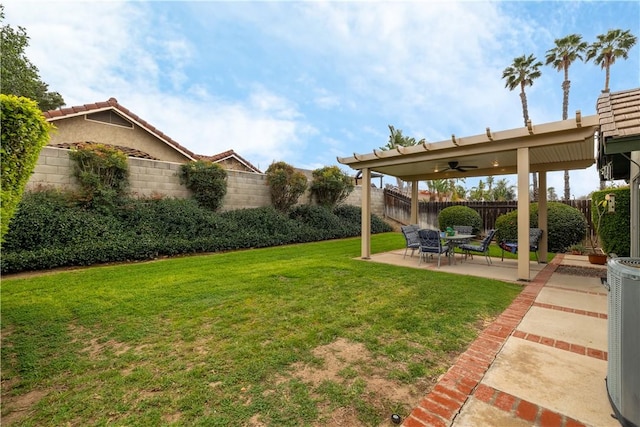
[502,54,543,200]
[379,125,417,194]
[545,34,588,202]
[493,178,516,201]
[586,29,638,93]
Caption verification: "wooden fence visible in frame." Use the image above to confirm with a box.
[383,189,593,234]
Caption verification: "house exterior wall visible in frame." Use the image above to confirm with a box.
[48,116,192,163]
[25,147,385,216]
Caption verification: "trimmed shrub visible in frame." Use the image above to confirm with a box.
[494,202,587,252]
[290,205,346,239]
[1,191,391,274]
[437,205,482,234]
[333,204,393,234]
[592,187,630,257]
[265,161,308,212]
[0,94,52,241]
[310,166,354,208]
[2,189,122,252]
[179,160,227,211]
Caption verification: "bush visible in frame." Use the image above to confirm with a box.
[1,190,391,274]
[592,187,630,256]
[494,202,587,252]
[179,160,227,211]
[69,143,129,211]
[290,205,346,239]
[0,94,53,241]
[333,204,393,234]
[437,205,482,234]
[2,189,122,252]
[310,166,354,208]
[265,161,308,212]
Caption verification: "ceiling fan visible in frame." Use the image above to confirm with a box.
[440,161,479,172]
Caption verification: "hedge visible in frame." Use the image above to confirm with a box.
[1,191,392,274]
[592,187,630,257]
[0,94,52,241]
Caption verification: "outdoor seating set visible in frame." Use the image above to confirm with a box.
[401,225,495,267]
[401,225,544,268]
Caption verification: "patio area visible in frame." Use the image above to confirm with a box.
[363,251,614,427]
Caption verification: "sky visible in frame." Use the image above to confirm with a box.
[4,0,639,199]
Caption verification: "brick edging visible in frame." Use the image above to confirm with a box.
[473,383,587,427]
[402,260,559,426]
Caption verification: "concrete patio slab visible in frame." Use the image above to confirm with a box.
[517,306,608,350]
[366,250,545,283]
[545,273,607,293]
[481,338,616,427]
[536,286,608,313]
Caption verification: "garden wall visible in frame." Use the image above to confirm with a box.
[25,146,385,216]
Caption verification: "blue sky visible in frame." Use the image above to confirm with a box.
[4,0,639,198]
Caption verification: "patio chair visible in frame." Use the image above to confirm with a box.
[499,228,544,263]
[460,229,497,265]
[418,229,450,267]
[400,224,421,258]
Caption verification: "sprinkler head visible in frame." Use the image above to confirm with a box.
[391,413,402,424]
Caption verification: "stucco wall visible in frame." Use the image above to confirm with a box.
[26,147,385,217]
[48,116,192,163]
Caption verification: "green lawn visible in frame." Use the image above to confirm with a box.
[1,233,522,426]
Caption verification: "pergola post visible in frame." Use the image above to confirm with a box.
[517,148,531,280]
[410,180,419,225]
[538,171,548,263]
[631,151,640,257]
[360,168,371,259]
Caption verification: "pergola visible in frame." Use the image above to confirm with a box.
[338,112,600,281]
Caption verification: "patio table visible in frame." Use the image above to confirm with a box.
[443,234,475,264]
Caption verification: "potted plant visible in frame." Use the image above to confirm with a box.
[568,243,586,255]
[588,199,609,265]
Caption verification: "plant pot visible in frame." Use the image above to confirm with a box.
[588,253,607,265]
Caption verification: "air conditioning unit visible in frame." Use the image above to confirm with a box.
[606,257,640,427]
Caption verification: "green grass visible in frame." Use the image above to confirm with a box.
[1,233,522,426]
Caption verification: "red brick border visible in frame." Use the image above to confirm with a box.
[473,384,587,427]
[532,302,607,319]
[402,260,559,426]
[512,330,608,361]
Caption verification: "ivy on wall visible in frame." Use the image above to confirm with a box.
[70,143,129,211]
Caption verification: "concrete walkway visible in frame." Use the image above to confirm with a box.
[365,251,614,427]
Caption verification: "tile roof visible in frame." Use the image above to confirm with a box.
[596,87,640,139]
[51,142,159,160]
[44,98,197,160]
[197,149,262,173]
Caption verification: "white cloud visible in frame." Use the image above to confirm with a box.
[4,0,636,195]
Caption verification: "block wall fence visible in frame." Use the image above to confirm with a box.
[26,146,385,216]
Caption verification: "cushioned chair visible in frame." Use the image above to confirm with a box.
[418,229,449,267]
[460,229,497,265]
[400,224,421,258]
[500,228,544,263]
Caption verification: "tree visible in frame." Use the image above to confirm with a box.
[586,29,638,93]
[492,178,516,201]
[547,187,558,201]
[545,34,588,201]
[0,6,65,111]
[502,54,542,201]
[379,125,418,194]
[468,180,487,201]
